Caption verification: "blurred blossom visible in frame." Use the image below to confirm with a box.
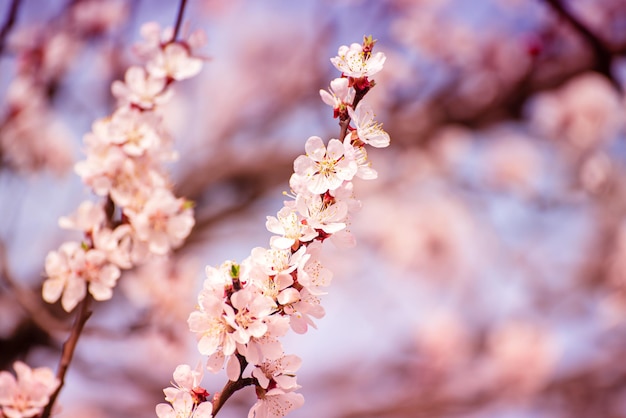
[490,35,533,81]
[54,404,109,418]
[11,28,80,82]
[431,125,474,170]
[121,257,200,332]
[358,187,480,280]
[1,78,74,176]
[579,152,612,193]
[598,292,626,328]
[484,131,543,196]
[486,321,558,396]
[71,0,128,35]
[390,3,479,66]
[526,73,624,149]
[415,310,471,372]
[455,71,499,112]
[0,361,60,418]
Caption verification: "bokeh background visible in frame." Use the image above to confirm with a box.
[2,0,626,417]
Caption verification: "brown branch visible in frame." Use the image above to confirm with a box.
[41,296,93,418]
[338,118,351,142]
[339,83,370,141]
[211,354,256,416]
[0,0,21,56]
[171,0,188,42]
[542,0,622,92]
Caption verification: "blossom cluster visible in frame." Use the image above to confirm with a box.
[42,22,205,313]
[0,362,59,418]
[157,36,389,418]
[0,0,128,175]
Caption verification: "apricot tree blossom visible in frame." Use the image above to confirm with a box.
[157,34,390,418]
[0,362,59,418]
[42,21,203,313]
[0,7,206,417]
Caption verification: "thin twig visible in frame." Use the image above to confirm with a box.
[338,86,369,141]
[0,0,21,56]
[171,0,188,42]
[41,296,93,418]
[212,377,257,416]
[338,118,350,142]
[212,354,256,416]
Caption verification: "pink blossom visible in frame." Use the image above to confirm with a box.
[203,261,238,293]
[111,66,172,109]
[296,243,333,296]
[42,242,87,312]
[237,315,290,365]
[204,352,242,381]
[0,361,60,418]
[126,188,195,255]
[156,392,213,418]
[247,388,304,418]
[319,77,353,115]
[111,159,167,208]
[42,242,121,311]
[245,256,299,312]
[147,42,204,81]
[134,22,168,59]
[58,200,105,232]
[251,354,302,391]
[293,136,357,194]
[294,192,348,234]
[188,290,235,357]
[162,363,205,403]
[75,142,163,207]
[265,207,317,250]
[0,78,74,176]
[92,224,147,269]
[135,21,207,81]
[487,321,558,395]
[224,287,276,345]
[71,0,127,34]
[121,256,198,328]
[282,288,325,334]
[250,246,306,282]
[105,107,163,157]
[347,102,390,148]
[135,22,206,64]
[343,138,378,180]
[527,73,623,149]
[330,43,386,78]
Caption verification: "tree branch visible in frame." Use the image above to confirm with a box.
[542,0,622,92]
[171,0,188,42]
[339,84,369,141]
[211,354,256,416]
[41,296,93,418]
[0,0,21,56]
